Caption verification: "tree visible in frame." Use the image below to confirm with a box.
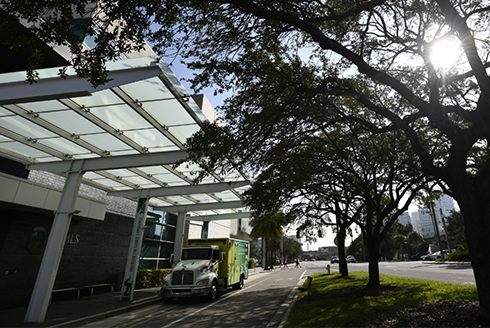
[379,222,414,260]
[174,1,490,318]
[406,231,425,256]
[249,241,260,259]
[393,235,407,260]
[0,0,155,87]
[6,0,490,320]
[249,211,286,270]
[445,210,468,251]
[282,236,303,264]
[346,235,364,261]
[188,115,430,285]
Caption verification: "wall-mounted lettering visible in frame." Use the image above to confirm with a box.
[66,233,80,245]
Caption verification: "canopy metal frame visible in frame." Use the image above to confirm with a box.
[0,56,251,322]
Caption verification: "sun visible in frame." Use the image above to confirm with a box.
[430,38,463,71]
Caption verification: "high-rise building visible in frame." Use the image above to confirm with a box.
[397,211,411,226]
[410,194,455,239]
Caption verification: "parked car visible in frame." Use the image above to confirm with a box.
[420,253,435,261]
[330,256,339,263]
[432,250,450,259]
[420,250,450,261]
[346,255,356,263]
[410,252,429,261]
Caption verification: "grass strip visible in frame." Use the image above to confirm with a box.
[284,271,478,327]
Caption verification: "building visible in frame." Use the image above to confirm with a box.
[0,7,251,323]
[303,245,338,261]
[397,211,411,226]
[410,194,455,239]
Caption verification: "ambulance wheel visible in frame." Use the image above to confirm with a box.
[207,281,218,301]
[234,275,244,290]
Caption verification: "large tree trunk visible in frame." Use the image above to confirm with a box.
[454,193,490,322]
[262,236,268,269]
[337,222,348,276]
[364,234,381,286]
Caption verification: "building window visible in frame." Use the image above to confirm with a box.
[69,19,128,60]
[139,210,177,269]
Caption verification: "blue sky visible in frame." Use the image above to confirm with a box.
[163,55,230,109]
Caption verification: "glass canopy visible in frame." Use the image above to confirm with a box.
[0,56,248,215]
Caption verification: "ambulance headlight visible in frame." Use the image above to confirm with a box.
[196,279,209,286]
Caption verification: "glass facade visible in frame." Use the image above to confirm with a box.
[139,209,177,269]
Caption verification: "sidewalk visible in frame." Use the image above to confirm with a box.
[0,267,269,328]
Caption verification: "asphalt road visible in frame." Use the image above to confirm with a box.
[82,267,307,328]
[82,260,475,328]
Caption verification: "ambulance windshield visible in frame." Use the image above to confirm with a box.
[182,248,213,260]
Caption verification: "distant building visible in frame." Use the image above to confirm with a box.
[397,211,411,225]
[410,194,455,239]
[303,246,337,260]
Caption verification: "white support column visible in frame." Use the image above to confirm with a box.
[24,171,84,323]
[201,221,209,239]
[173,212,187,263]
[121,197,149,301]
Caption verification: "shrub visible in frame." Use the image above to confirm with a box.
[248,259,255,269]
[443,250,471,262]
[135,269,172,289]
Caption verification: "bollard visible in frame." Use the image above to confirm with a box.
[327,264,331,274]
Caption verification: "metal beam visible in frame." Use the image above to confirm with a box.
[26,150,187,173]
[153,200,246,213]
[24,171,84,323]
[187,211,252,222]
[121,197,149,301]
[0,64,160,106]
[107,181,250,199]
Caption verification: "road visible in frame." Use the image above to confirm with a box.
[82,267,307,328]
[82,261,475,328]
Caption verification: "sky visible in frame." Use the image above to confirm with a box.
[163,56,230,109]
[298,202,431,252]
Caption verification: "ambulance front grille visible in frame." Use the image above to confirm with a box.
[171,270,194,285]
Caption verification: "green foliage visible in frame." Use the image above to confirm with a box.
[346,235,364,260]
[445,211,467,250]
[6,0,490,316]
[282,236,303,263]
[249,241,260,259]
[248,259,255,269]
[249,210,286,268]
[379,222,423,260]
[441,250,471,262]
[288,272,478,327]
[135,269,171,289]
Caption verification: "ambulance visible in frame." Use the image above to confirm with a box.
[159,238,249,302]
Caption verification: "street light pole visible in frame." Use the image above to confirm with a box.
[430,202,445,259]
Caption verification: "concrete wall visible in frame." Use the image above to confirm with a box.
[0,210,132,310]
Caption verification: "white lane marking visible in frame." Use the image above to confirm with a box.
[161,276,275,328]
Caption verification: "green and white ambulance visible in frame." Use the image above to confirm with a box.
[159,238,249,303]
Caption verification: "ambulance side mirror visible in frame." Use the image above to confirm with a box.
[213,249,219,261]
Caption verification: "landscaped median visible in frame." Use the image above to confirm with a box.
[285,272,481,327]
